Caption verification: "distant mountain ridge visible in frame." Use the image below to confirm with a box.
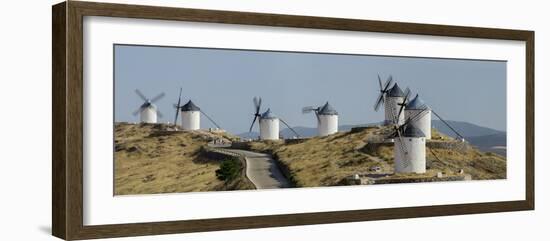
[431,120,504,137]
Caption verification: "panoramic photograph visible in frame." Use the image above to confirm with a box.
[113,44,507,195]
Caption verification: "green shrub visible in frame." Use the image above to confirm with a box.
[215,157,242,181]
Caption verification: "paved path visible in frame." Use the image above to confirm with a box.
[225,149,291,189]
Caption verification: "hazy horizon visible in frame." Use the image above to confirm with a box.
[114,44,507,134]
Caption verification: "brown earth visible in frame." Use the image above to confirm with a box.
[241,126,506,188]
[114,122,253,195]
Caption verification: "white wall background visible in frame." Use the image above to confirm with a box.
[0,0,547,240]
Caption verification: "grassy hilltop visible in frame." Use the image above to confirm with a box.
[240,126,506,188]
[114,123,506,195]
[114,123,253,195]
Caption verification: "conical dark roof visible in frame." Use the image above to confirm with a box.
[406,94,431,110]
[387,83,405,97]
[403,125,426,137]
[260,108,277,119]
[140,101,154,109]
[318,102,338,115]
[180,100,200,111]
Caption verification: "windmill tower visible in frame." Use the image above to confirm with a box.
[180,100,201,130]
[303,101,338,136]
[249,97,300,140]
[132,89,165,124]
[259,109,279,140]
[172,87,223,131]
[405,94,432,139]
[394,125,427,173]
[388,105,430,174]
[249,97,278,140]
[384,83,407,125]
[374,75,394,120]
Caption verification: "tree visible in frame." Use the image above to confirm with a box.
[215,157,242,181]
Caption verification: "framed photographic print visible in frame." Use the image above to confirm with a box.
[52,1,534,240]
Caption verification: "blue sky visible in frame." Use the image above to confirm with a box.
[114,44,506,134]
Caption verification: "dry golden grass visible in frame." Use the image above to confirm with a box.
[114,123,252,195]
[246,127,390,187]
[246,127,506,187]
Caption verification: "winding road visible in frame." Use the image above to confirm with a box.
[225,149,291,189]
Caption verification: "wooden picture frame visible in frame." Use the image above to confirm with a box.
[52,1,534,240]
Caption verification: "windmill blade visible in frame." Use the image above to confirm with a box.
[383,76,394,92]
[200,110,222,129]
[132,108,141,116]
[403,87,411,100]
[252,96,260,109]
[395,131,410,169]
[374,75,394,111]
[315,112,321,124]
[150,92,166,103]
[388,100,400,125]
[253,96,262,114]
[257,97,262,113]
[302,106,315,114]
[173,88,182,126]
[280,118,301,138]
[432,109,464,140]
[396,87,411,118]
[402,104,430,128]
[134,89,147,101]
[374,94,384,111]
[173,110,179,126]
[248,115,258,132]
[396,129,408,155]
[156,109,164,118]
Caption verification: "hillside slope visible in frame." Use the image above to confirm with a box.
[114,123,253,195]
[239,121,507,155]
[242,127,506,188]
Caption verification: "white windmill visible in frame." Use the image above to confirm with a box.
[132,89,165,124]
[404,94,432,139]
[173,87,222,131]
[180,100,201,130]
[373,75,394,120]
[387,103,431,174]
[374,75,409,125]
[302,101,339,136]
[249,97,300,140]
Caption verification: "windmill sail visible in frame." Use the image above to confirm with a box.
[280,118,301,138]
[431,110,465,140]
[374,75,394,111]
[134,89,147,102]
[396,87,411,118]
[387,103,432,169]
[302,105,321,124]
[173,88,182,126]
[249,96,262,132]
[200,110,222,129]
[132,89,165,119]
